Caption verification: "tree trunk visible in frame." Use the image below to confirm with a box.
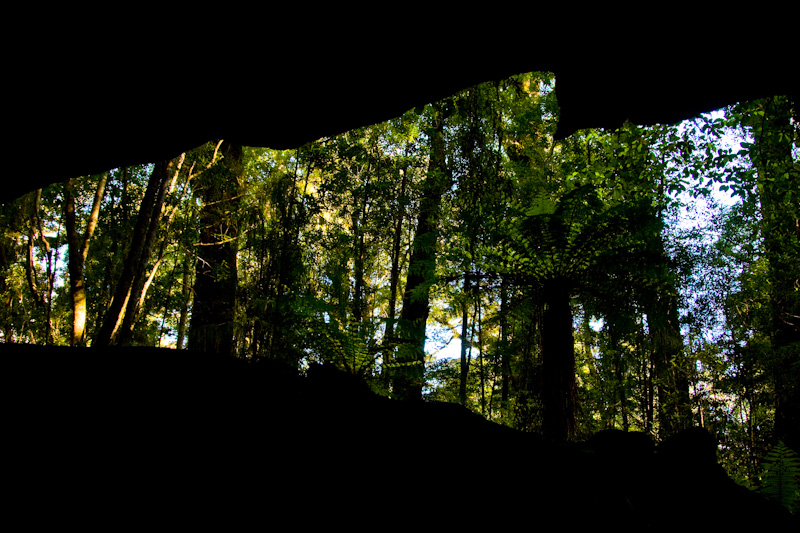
[459,272,472,406]
[265,167,305,362]
[649,285,692,438]
[95,160,175,346]
[24,190,46,308]
[350,166,371,326]
[604,321,630,431]
[382,164,409,385]
[188,141,244,356]
[176,254,193,350]
[393,105,449,400]
[26,188,59,345]
[64,173,107,346]
[63,180,85,346]
[477,294,486,417]
[746,95,800,452]
[500,278,511,412]
[540,281,578,441]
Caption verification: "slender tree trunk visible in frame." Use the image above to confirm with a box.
[393,104,449,400]
[31,194,61,345]
[617,346,629,432]
[500,278,511,414]
[188,141,244,356]
[459,272,472,405]
[63,181,81,344]
[649,286,692,437]
[176,254,193,350]
[351,167,371,325]
[477,293,486,417]
[645,355,655,435]
[383,165,408,385]
[24,190,46,308]
[64,173,107,346]
[640,205,691,438]
[606,322,630,431]
[43,224,59,345]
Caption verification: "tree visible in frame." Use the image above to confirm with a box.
[63,172,107,346]
[501,185,638,440]
[0,192,34,341]
[382,142,413,386]
[94,158,181,346]
[482,77,692,440]
[738,95,800,452]
[188,141,244,356]
[392,102,450,400]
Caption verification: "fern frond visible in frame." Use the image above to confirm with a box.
[761,441,800,514]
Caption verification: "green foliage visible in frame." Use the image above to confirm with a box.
[760,441,800,514]
[424,357,463,404]
[306,315,382,378]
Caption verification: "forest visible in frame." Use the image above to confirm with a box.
[1,72,798,511]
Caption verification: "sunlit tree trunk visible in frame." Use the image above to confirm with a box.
[176,255,192,350]
[95,160,175,346]
[116,157,185,345]
[64,173,107,346]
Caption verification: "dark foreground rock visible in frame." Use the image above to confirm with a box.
[2,344,795,530]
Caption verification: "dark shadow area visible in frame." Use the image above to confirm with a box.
[4,343,795,529]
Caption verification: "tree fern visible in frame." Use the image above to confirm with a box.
[307,316,380,377]
[760,441,800,514]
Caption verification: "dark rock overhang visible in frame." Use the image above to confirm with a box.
[5,12,795,204]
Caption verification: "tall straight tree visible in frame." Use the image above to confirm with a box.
[95,159,178,346]
[741,95,800,451]
[449,85,503,407]
[393,103,449,400]
[612,125,692,437]
[64,172,107,346]
[540,280,578,439]
[382,159,410,385]
[188,141,244,356]
[646,260,692,436]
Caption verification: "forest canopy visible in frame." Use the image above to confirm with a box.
[1,72,798,503]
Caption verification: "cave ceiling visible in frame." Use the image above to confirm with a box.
[5,13,795,204]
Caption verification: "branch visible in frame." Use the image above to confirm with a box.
[80,172,108,263]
